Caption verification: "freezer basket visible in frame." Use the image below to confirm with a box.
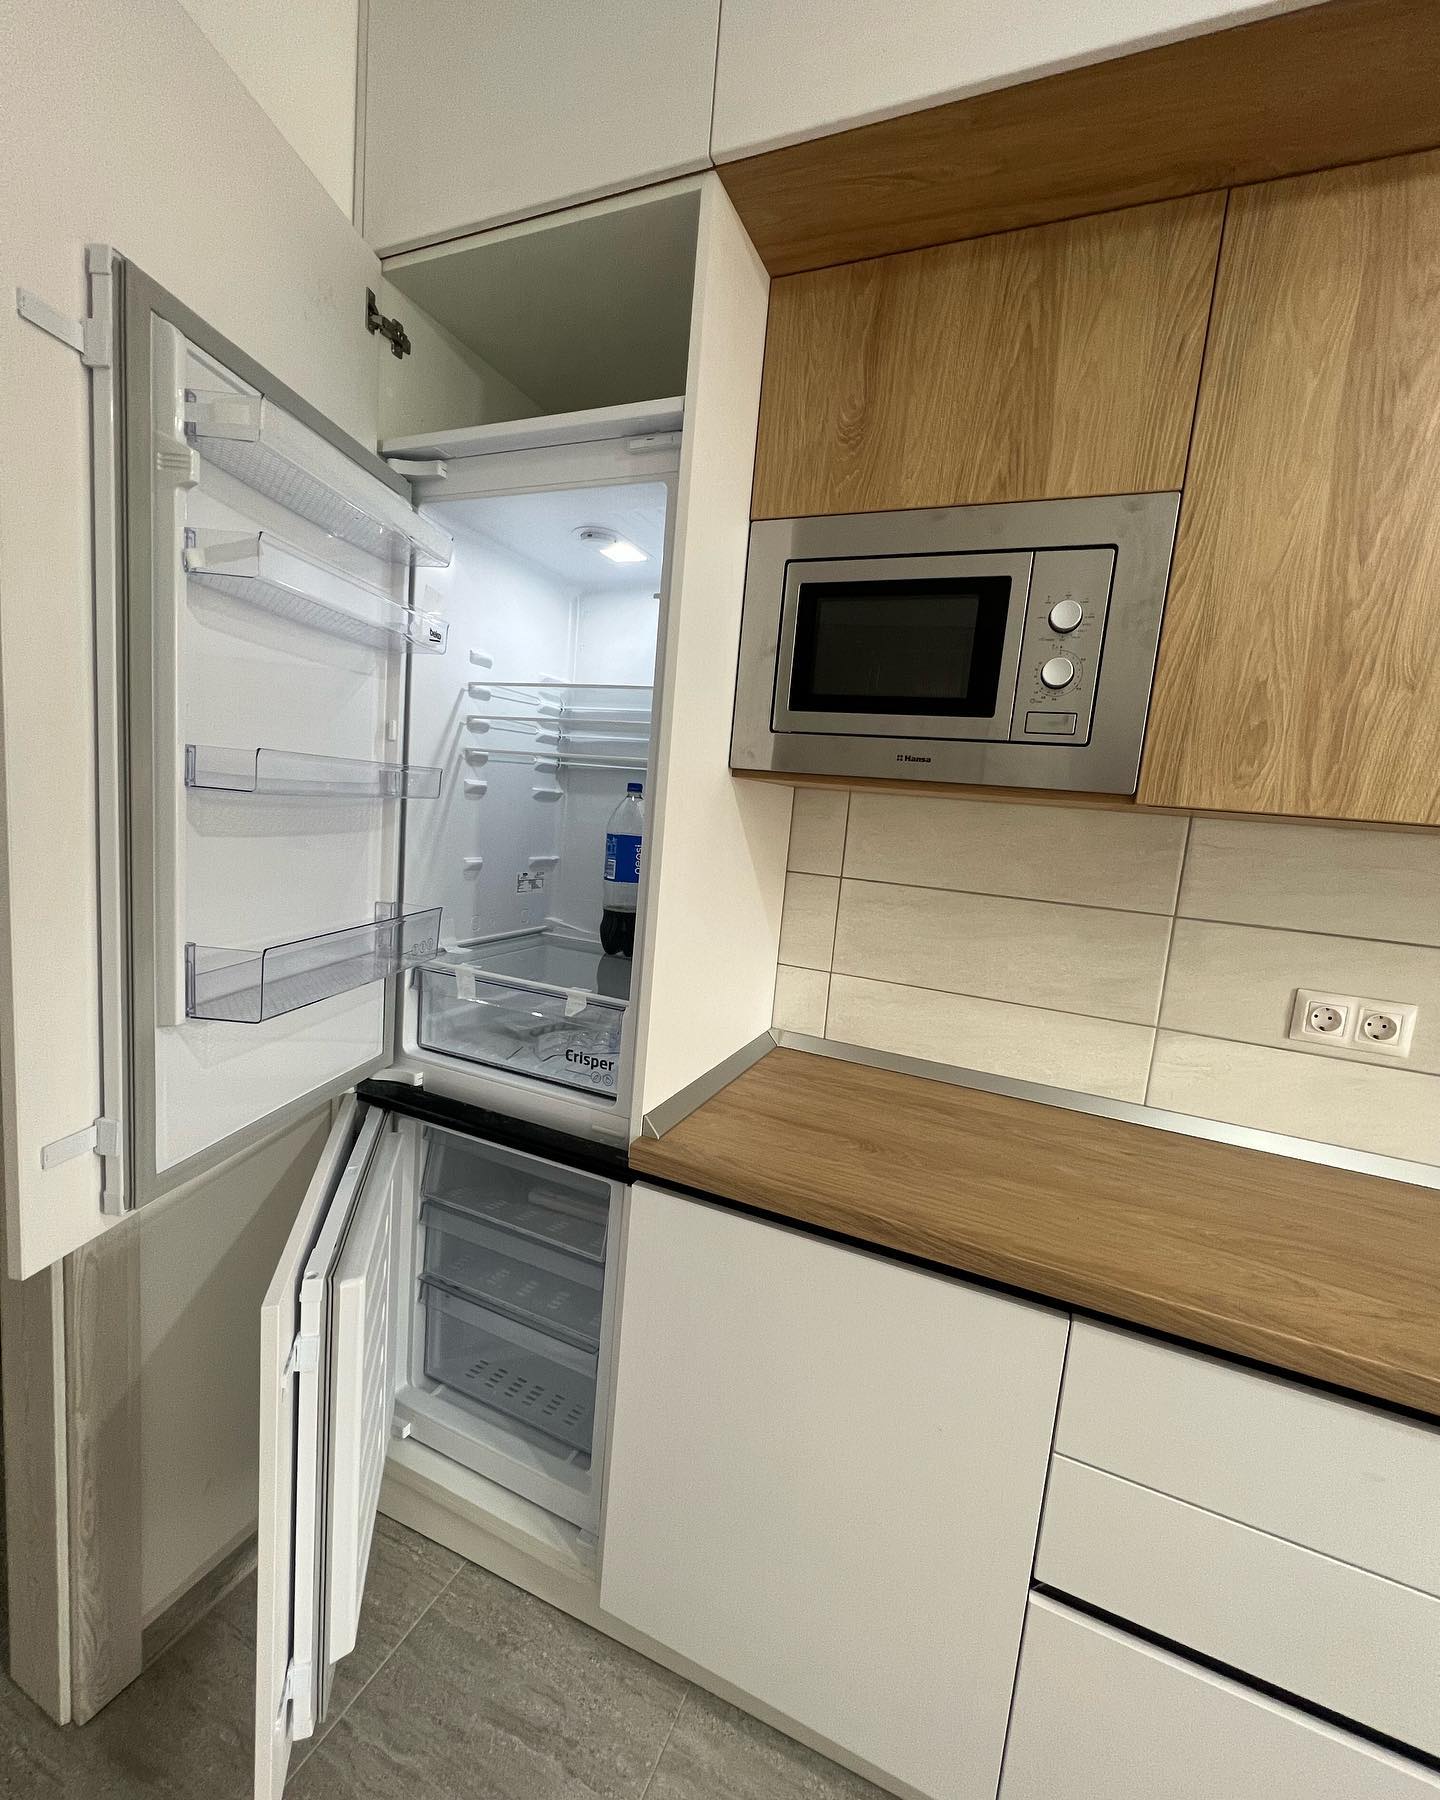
[420,1281,597,1456]
[420,1129,610,1263]
[422,1200,604,1351]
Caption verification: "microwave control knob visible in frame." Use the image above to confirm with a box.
[1040,655,1076,690]
[1048,598,1084,633]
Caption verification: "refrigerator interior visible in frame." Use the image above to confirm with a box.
[388,1111,624,1539]
[399,476,667,1117]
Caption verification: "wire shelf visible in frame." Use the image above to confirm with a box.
[185,744,442,799]
[185,905,442,1023]
[185,389,451,568]
[184,530,449,655]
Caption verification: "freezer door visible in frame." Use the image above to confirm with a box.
[256,1096,405,1800]
[118,261,450,1218]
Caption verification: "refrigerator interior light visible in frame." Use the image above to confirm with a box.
[574,525,647,564]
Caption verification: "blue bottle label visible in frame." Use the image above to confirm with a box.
[605,832,641,885]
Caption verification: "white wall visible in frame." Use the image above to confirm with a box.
[711,0,1315,159]
[176,0,360,213]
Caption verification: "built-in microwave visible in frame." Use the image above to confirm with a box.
[730,493,1181,793]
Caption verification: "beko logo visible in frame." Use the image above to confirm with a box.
[896,752,933,764]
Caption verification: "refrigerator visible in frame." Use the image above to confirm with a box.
[100,254,679,1797]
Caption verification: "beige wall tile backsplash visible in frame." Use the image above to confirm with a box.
[773,791,1440,1164]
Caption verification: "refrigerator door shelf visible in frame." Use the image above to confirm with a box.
[183,529,449,655]
[185,906,442,1024]
[185,389,452,568]
[185,743,442,799]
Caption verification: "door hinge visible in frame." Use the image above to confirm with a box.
[365,288,411,358]
[283,1332,321,1381]
[40,1116,120,1172]
[16,250,113,367]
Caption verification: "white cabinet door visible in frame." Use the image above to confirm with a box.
[362,0,721,254]
[1001,1597,1440,1800]
[256,1097,405,1800]
[600,1183,1069,1800]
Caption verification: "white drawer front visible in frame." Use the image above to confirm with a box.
[1001,1597,1440,1800]
[1037,1454,1440,1755]
[1058,1322,1440,1594]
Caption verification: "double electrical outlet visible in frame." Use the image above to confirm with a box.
[1289,989,1419,1058]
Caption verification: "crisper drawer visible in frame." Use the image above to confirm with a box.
[421,1199,604,1351]
[417,961,625,1096]
[1001,1597,1440,1800]
[419,1126,611,1263]
[1036,1454,1440,1754]
[1057,1322,1440,1596]
[419,1280,597,1456]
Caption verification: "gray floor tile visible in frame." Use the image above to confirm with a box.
[286,1563,688,1800]
[217,1513,465,1768]
[644,1688,890,1800]
[62,1603,255,1799]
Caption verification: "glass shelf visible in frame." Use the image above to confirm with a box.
[185,744,442,799]
[185,905,442,1023]
[474,749,648,773]
[184,530,449,655]
[185,390,452,568]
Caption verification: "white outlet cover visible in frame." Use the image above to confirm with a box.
[1355,998,1419,1058]
[1289,989,1359,1044]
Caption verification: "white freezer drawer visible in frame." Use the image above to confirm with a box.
[1057,1322,1440,1596]
[1036,1454,1440,1756]
[1001,1597,1440,1800]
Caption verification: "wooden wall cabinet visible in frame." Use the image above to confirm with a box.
[1139,150,1440,826]
[751,192,1224,519]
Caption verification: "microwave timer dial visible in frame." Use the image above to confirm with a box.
[1040,655,1077,689]
[1047,598,1084,633]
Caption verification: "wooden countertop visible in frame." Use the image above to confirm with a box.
[630,1049,1440,1420]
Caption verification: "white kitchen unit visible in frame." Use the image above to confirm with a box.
[600,1182,1070,1800]
[1019,1323,1440,1777]
[1001,1596,1440,1800]
[362,0,721,255]
[709,0,1316,160]
[1,164,784,1795]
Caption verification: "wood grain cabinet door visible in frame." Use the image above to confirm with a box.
[1139,150,1440,824]
[750,193,1225,519]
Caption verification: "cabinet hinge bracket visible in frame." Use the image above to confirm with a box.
[16,254,113,367]
[41,1116,120,1172]
[366,287,411,358]
[283,1332,321,1382]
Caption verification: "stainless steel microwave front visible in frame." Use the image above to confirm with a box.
[731,492,1181,795]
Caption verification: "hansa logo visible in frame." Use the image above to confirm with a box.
[896,752,933,764]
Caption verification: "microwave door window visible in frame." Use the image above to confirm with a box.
[788,577,1011,718]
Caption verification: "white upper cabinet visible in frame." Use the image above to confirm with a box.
[710,0,1316,160]
[362,0,721,255]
